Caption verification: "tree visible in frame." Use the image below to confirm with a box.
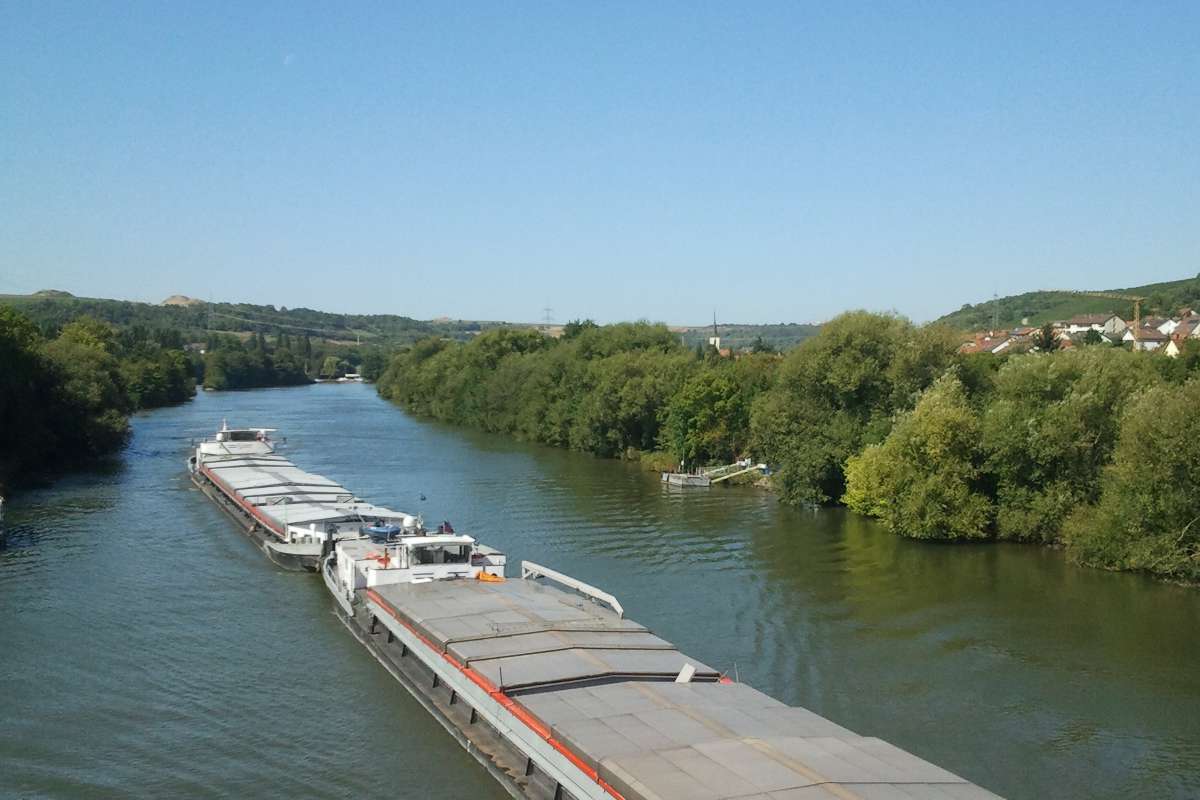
[319,355,342,379]
[0,308,52,481]
[1157,338,1200,383]
[663,368,743,465]
[41,333,130,455]
[1033,323,1058,352]
[358,348,388,382]
[843,374,991,539]
[750,335,776,354]
[59,316,119,354]
[1083,328,1103,345]
[750,312,956,505]
[562,319,599,339]
[980,348,1161,542]
[1064,380,1200,581]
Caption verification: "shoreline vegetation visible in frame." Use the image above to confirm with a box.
[0,307,196,488]
[0,307,382,490]
[4,295,1198,584]
[377,314,1200,583]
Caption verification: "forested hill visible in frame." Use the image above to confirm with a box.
[935,274,1200,331]
[0,292,507,345]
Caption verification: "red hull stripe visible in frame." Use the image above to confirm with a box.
[199,465,286,539]
[366,589,627,800]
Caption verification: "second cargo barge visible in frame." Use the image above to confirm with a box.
[188,422,420,571]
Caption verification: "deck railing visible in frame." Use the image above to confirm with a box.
[520,561,624,618]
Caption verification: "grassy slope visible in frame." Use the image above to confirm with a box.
[934,274,1200,331]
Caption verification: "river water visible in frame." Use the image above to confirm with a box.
[1,383,1197,799]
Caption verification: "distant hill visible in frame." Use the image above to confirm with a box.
[0,290,824,352]
[161,294,204,306]
[0,292,512,345]
[936,274,1200,331]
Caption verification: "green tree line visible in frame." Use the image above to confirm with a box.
[378,313,1200,582]
[377,322,781,464]
[198,331,389,390]
[0,308,195,486]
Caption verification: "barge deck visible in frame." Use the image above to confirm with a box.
[335,555,1001,800]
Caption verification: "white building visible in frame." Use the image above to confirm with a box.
[1122,327,1168,352]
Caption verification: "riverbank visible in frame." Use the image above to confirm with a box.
[377,317,1200,584]
[0,308,196,488]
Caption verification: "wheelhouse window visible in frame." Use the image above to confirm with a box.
[218,430,264,442]
[411,545,471,565]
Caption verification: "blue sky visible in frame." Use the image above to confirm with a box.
[1,3,1196,324]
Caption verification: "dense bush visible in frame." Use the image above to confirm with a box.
[0,309,196,485]
[980,349,1160,543]
[662,354,777,466]
[749,313,959,505]
[844,374,991,539]
[1064,382,1200,582]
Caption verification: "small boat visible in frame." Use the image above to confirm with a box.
[661,471,711,487]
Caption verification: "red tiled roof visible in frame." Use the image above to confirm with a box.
[1174,319,1200,337]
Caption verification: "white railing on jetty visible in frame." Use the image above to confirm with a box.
[703,461,767,483]
[521,561,624,618]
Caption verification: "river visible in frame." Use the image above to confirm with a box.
[1,383,1197,799]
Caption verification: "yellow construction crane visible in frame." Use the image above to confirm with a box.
[1044,290,1146,342]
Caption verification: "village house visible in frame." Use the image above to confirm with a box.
[1063,313,1128,336]
[959,324,1046,354]
[1123,326,1168,352]
[959,333,1014,355]
[1140,316,1169,335]
[1175,317,1200,339]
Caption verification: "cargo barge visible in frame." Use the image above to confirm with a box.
[324,534,1002,800]
[188,422,419,571]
